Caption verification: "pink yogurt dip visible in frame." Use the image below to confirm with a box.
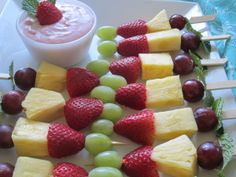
[20,1,95,44]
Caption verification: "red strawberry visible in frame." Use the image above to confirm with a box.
[47,123,85,158]
[64,97,103,130]
[115,83,146,110]
[117,35,149,57]
[109,56,141,83]
[122,146,159,177]
[117,19,148,38]
[67,67,99,98]
[37,1,62,25]
[114,109,155,145]
[53,162,88,177]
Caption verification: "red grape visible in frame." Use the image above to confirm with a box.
[182,79,204,102]
[181,32,201,52]
[0,163,14,177]
[14,68,36,90]
[194,107,218,132]
[173,54,194,75]
[197,142,223,170]
[169,14,186,30]
[1,90,25,115]
[0,124,14,148]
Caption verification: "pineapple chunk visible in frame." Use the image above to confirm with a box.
[22,88,65,122]
[151,135,197,177]
[35,61,67,92]
[13,157,53,177]
[140,53,173,80]
[154,108,198,140]
[146,9,171,32]
[146,29,181,52]
[12,118,49,157]
[146,75,184,108]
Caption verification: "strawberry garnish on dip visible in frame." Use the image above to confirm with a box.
[53,162,88,177]
[22,0,62,25]
[122,146,159,177]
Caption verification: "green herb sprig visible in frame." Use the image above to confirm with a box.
[9,61,16,90]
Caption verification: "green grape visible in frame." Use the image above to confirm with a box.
[100,75,127,91]
[89,167,123,177]
[91,119,114,136]
[97,26,117,40]
[98,41,117,57]
[91,86,115,103]
[86,60,110,77]
[94,151,122,169]
[101,103,123,123]
[85,133,112,155]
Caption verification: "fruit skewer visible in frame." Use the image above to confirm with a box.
[121,135,235,177]
[113,107,236,145]
[97,9,216,39]
[0,156,88,177]
[116,29,230,57]
[115,75,236,110]
[109,53,228,83]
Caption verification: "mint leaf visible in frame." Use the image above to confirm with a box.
[22,0,39,17]
[8,61,16,90]
[189,51,204,71]
[194,66,206,85]
[48,0,56,4]
[185,18,211,54]
[212,98,224,136]
[217,133,234,177]
[203,90,215,107]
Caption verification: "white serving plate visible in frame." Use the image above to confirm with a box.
[0,0,236,177]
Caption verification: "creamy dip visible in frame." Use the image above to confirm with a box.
[20,2,95,44]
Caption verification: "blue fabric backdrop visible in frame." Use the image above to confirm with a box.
[185,0,236,99]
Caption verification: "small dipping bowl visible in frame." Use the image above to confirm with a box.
[16,0,96,67]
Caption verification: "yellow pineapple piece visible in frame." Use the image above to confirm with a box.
[151,135,197,177]
[154,108,198,140]
[22,88,65,122]
[35,61,66,92]
[146,75,184,108]
[146,29,181,52]
[146,9,171,32]
[13,157,53,177]
[140,53,173,80]
[12,118,49,157]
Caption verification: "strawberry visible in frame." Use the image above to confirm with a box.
[47,123,85,158]
[114,109,155,145]
[109,56,141,83]
[64,97,103,130]
[117,35,149,57]
[117,19,148,38]
[37,1,62,25]
[53,162,88,177]
[115,83,146,110]
[66,67,99,98]
[122,146,159,177]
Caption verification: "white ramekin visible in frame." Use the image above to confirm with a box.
[16,0,96,68]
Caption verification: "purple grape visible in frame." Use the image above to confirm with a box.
[0,124,14,149]
[182,79,204,102]
[197,142,223,170]
[181,32,201,52]
[169,14,186,30]
[173,54,194,75]
[0,163,14,177]
[14,68,36,90]
[1,90,25,115]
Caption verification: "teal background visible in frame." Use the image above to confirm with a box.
[186,0,236,99]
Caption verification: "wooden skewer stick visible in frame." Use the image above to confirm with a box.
[206,80,236,90]
[112,141,127,145]
[201,58,228,66]
[202,34,231,41]
[189,14,216,24]
[0,73,10,80]
[223,110,236,120]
